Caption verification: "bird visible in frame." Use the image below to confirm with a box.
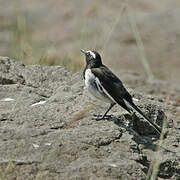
[80,49,161,135]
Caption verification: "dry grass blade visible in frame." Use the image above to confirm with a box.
[165,94,171,108]
[101,4,127,55]
[126,6,154,80]
[66,104,95,128]
[146,94,170,180]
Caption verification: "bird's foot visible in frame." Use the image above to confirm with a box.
[92,114,112,121]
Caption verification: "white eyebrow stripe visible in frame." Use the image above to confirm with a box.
[87,50,96,59]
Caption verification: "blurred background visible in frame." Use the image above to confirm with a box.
[0,0,180,80]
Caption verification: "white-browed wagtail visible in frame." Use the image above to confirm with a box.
[81,49,161,135]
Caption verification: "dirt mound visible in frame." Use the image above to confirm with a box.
[0,57,179,179]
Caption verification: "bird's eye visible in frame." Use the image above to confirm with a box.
[87,52,90,56]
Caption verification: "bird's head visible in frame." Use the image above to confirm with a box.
[80,49,102,68]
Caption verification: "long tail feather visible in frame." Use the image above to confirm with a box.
[124,99,161,135]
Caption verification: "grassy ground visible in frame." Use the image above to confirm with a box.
[1,0,180,80]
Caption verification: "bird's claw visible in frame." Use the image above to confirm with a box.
[92,114,112,121]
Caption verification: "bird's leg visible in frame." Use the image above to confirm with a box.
[130,110,138,126]
[101,103,116,118]
[93,103,115,120]
[130,111,136,118]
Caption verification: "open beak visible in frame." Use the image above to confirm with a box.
[80,49,86,55]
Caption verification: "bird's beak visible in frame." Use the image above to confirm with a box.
[80,49,86,55]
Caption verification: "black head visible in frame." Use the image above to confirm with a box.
[80,49,102,68]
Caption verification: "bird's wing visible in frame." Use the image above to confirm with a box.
[91,66,161,135]
[91,66,133,112]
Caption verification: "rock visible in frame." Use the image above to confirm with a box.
[0,57,179,179]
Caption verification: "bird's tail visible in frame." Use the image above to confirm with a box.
[124,99,161,135]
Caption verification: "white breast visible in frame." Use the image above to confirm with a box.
[85,69,95,88]
[84,69,114,103]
